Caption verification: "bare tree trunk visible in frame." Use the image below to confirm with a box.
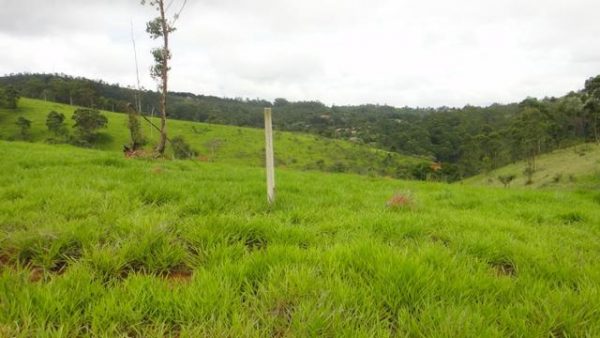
[155,0,169,155]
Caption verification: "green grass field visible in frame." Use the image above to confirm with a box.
[1,140,600,337]
[465,143,600,189]
[0,98,426,177]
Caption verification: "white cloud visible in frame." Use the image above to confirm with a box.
[1,0,599,107]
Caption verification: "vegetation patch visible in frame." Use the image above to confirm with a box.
[138,185,182,206]
[90,158,126,168]
[2,189,24,201]
[558,212,586,224]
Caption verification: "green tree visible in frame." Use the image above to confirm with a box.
[3,85,20,109]
[46,111,68,137]
[141,0,186,155]
[15,117,31,139]
[72,108,108,146]
[584,75,600,144]
[550,95,583,146]
[510,107,549,178]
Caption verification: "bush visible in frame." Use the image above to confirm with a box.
[15,117,31,140]
[498,174,516,188]
[552,173,562,183]
[171,136,197,159]
[71,108,108,147]
[329,161,347,173]
[523,167,535,185]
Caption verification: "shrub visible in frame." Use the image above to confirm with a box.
[15,117,31,140]
[330,161,347,173]
[559,212,586,224]
[498,174,516,188]
[171,136,197,159]
[412,163,433,181]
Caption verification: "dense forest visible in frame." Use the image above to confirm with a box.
[2,73,599,180]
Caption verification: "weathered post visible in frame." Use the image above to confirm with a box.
[264,107,275,204]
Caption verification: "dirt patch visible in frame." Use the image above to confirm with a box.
[490,260,517,277]
[162,266,193,284]
[50,260,69,275]
[29,267,45,283]
[0,254,10,268]
[549,325,567,338]
[386,191,414,210]
[271,300,295,338]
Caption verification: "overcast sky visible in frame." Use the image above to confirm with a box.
[1,0,599,107]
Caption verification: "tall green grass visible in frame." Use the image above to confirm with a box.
[1,141,599,336]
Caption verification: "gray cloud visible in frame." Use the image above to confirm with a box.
[1,0,599,107]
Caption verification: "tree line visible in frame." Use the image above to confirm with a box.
[1,73,599,181]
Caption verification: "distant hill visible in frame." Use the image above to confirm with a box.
[0,73,518,177]
[0,98,428,178]
[463,143,600,189]
[3,72,600,182]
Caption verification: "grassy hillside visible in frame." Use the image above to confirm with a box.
[1,141,600,336]
[464,143,600,189]
[0,98,426,176]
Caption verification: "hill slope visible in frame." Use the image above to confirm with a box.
[464,143,600,189]
[1,141,600,336]
[0,98,427,177]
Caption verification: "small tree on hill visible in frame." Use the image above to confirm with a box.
[46,111,68,138]
[15,117,31,140]
[2,85,20,109]
[498,174,516,188]
[72,108,108,146]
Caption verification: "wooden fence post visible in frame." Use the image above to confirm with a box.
[264,107,275,204]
